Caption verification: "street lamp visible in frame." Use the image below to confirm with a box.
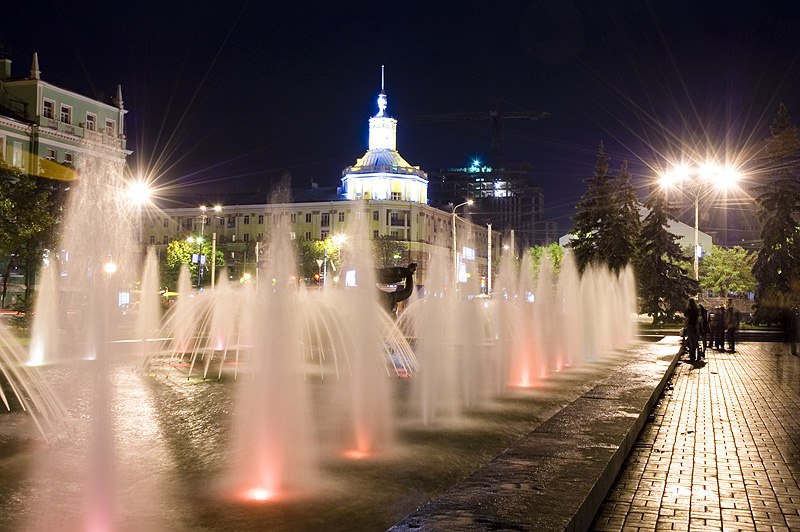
[452,199,474,288]
[659,161,740,280]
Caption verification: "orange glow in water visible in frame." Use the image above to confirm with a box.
[344,449,370,460]
[243,487,275,502]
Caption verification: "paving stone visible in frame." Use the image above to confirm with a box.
[592,343,800,532]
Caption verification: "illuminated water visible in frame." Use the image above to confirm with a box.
[5,159,639,530]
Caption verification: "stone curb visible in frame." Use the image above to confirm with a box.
[389,338,680,532]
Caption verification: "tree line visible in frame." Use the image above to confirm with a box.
[569,105,800,324]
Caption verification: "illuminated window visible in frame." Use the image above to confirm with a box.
[43,99,55,119]
[105,119,115,136]
[45,148,56,160]
[64,153,73,165]
[85,113,96,131]
[60,104,72,124]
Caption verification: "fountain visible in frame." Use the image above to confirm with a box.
[0,157,640,530]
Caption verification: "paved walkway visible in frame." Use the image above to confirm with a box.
[593,343,800,531]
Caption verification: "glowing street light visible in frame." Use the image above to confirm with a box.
[452,199,474,289]
[659,161,741,281]
[125,180,152,206]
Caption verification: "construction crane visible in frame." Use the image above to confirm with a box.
[408,109,549,168]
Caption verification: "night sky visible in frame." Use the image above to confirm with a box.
[6,1,800,230]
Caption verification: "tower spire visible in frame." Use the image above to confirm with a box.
[113,84,124,109]
[376,65,387,117]
[30,52,40,80]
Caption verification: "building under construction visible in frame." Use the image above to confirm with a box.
[429,160,558,249]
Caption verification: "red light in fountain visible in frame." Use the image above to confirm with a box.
[512,369,533,388]
[343,449,370,460]
[244,486,276,502]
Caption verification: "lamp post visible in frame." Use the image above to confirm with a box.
[452,199,474,289]
[659,162,740,281]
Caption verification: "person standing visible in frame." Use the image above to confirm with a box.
[713,304,726,350]
[684,298,701,362]
[725,300,740,353]
[698,304,709,359]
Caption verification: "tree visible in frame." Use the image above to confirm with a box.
[528,242,564,278]
[699,246,756,296]
[0,165,60,306]
[572,142,615,271]
[634,188,697,324]
[297,237,342,283]
[753,103,800,322]
[373,235,409,269]
[572,143,639,273]
[163,238,225,289]
[607,160,640,272]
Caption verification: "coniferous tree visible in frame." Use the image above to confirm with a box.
[753,103,800,322]
[606,159,641,272]
[634,188,697,324]
[572,141,616,271]
[573,143,640,273]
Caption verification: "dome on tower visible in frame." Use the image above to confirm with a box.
[341,74,428,203]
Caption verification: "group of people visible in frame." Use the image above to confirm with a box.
[683,298,741,362]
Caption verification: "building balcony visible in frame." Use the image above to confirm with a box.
[38,116,125,148]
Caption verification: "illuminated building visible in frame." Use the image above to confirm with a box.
[0,51,129,177]
[144,80,497,287]
[431,160,557,248]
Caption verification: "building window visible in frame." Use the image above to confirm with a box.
[244,233,250,242]
[163,235,169,244]
[85,113,96,131]
[391,192,402,200]
[258,214,264,224]
[257,233,263,241]
[43,99,55,119]
[305,231,312,241]
[149,235,155,245]
[64,153,73,165]
[390,212,401,226]
[243,215,250,225]
[105,119,116,136]
[373,211,380,221]
[338,212,345,222]
[45,148,56,160]
[305,212,312,223]
[60,104,72,124]
[291,213,297,223]
[12,142,22,168]
[321,230,328,240]
[164,219,169,227]
[218,217,223,227]
[373,230,380,239]
[321,213,330,227]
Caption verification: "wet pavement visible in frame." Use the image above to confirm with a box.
[593,342,800,531]
[390,338,679,531]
